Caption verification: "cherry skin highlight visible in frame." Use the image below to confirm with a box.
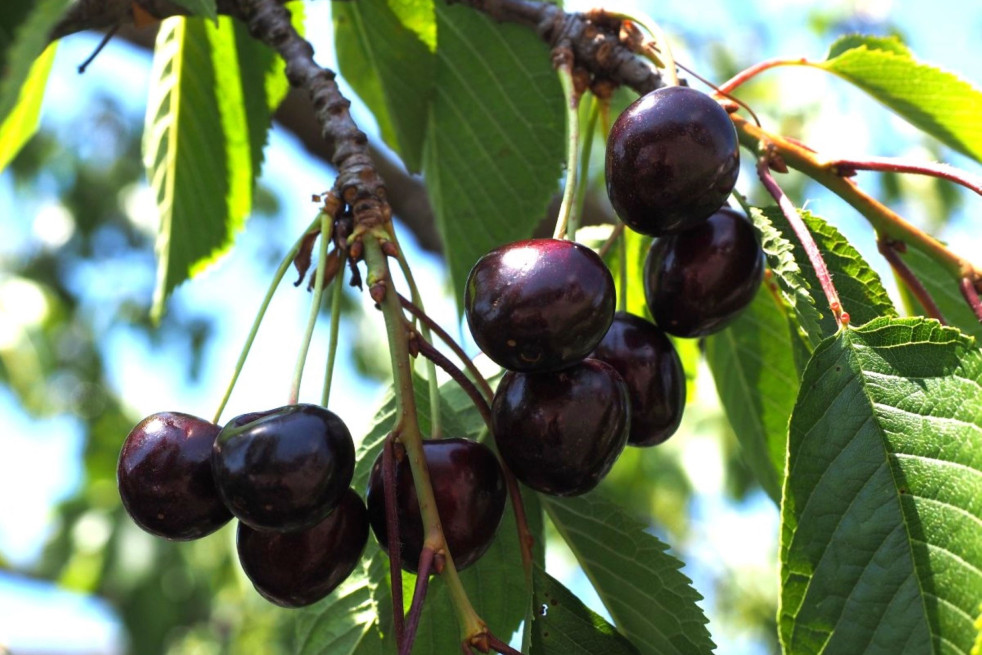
[365,438,506,573]
[211,404,355,532]
[464,238,615,372]
[592,312,686,446]
[606,86,739,236]
[491,359,630,496]
[236,487,369,608]
[644,207,765,337]
[118,412,231,540]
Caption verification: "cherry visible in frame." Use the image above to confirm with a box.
[237,487,369,608]
[592,312,686,447]
[644,207,764,337]
[211,404,355,532]
[117,412,231,540]
[365,438,506,573]
[464,238,615,372]
[605,86,739,236]
[491,359,629,496]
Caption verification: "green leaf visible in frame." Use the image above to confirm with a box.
[144,13,295,319]
[819,35,982,163]
[0,42,54,173]
[333,0,434,172]
[780,317,982,654]
[896,246,982,342]
[531,567,639,655]
[294,577,378,655]
[169,0,218,21]
[705,285,799,502]
[425,2,565,307]
[750,206,896,347]
[543,493,714,655]
[0,0,70,125]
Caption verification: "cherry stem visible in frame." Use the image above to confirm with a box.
[827,156,982,197]
[398,294,494,404]
[732,114,982,290]
[571,97,600,238]
[618,229,628,314]
[876,236,947,324]
[321,262,346,407]
[717,57,808,94]
[487,633,523,655]
[392,239,442,438]
[289,211,333,405]
[212,214,321,424]
[363,235,487,644]
[597,222,625,258]
[553,60,580,241]
[400,548,436,655]
[384,434,406,648]
[616,10,679,86]
[756,156,848,329]
[960,277,982,322]
[411,335,535,582]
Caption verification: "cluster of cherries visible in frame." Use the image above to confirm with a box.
[467,85,764,497]
[116,84,764,610]
[117,404,367,607]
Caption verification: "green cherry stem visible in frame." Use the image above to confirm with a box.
[393,239,442,438]
[321,259,346,407]
[618,229,628,314]
[212,214,321,424]
[363,234,487,647]
[289,211,333,405]
[553,60,580,241]
[570,96,600,238]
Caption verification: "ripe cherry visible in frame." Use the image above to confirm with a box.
[211,404,355,532]
[117,412,231,540]
[237,487,369,608]
[606,86,739,236]
[492,359,630,496]
[592,312,686,446]
[644,207,764,337]
[464,238,615,372]
[366,438,506,573]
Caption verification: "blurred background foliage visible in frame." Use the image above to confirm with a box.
[0,1,976,653]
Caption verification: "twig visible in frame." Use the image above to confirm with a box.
[876,237,946,324]
[756,157,848,328]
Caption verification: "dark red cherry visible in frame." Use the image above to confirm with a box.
[365,438,506,573]
[237,487,369,607]
[491,359,630,496]
[117,412,231,540]
[644,207,764,337]
[605,86,739,236]
[464,238,615,372]
[592,312,686,446]
[211,404,355,532]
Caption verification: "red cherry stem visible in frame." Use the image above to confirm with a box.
[960,277,982,322]
[732,113,982,310]
[289,210,333,404]
[399,547,436,655]
[826,156,982,198]
[397,294,495,404]
[383,434,406,649]
[410,335,535,581]
[363,234,488,645]
[212,214,322,424]
[876,236,947,323]
[717,57,809,94]
[756,157,849,329]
